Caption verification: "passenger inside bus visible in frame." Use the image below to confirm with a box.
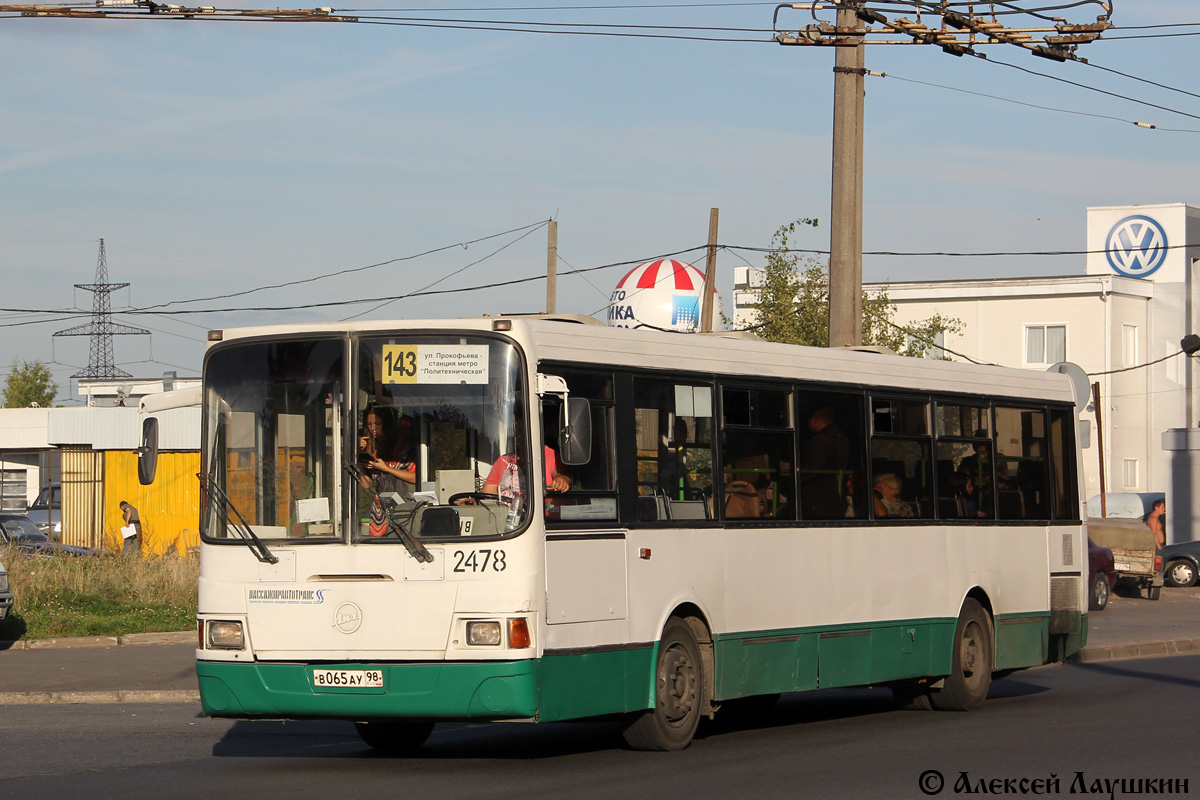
[454,423,570,508]
[358,406,417,496]
[722,449,769,520]
[358,406,418,537]
[946,471,986,518]
[800,405,852,520]
[873,472,915,518]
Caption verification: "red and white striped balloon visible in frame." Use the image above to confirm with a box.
[607,259,721,332]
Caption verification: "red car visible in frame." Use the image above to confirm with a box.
[1088,537,1117,611]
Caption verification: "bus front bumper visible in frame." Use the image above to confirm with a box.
[197,658,540,720]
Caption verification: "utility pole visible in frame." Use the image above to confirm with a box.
[546,220,557,314]
[773,2,1112,349]
[828,3,864,347]
[701,208,719,332]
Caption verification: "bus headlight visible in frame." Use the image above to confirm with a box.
[466,621,502,646]
[207,620,245,650]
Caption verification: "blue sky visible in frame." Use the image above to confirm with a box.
[3,1,1199,401]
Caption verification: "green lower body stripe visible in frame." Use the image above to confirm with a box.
[198,611,1077,722]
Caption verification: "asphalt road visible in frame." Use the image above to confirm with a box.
[4,654,1198,800]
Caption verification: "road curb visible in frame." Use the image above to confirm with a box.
[1071,637,1200,663]
[0,689,200,705]
[0,631,194,650]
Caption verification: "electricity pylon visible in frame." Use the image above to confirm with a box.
[54,239,150,379]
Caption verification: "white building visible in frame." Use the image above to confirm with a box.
[733,203,1200,544]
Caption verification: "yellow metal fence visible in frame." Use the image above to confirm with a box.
[104,450,201,557]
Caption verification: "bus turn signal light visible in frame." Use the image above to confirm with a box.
[508,618,531,649]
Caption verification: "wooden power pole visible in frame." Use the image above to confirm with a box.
[828,4,865,348]
[773,3,1110,350]
[701,208,719,332]
[546,220,557,314]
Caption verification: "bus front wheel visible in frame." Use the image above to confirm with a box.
[931,599,993,712]
[355,720,434,753]
[622,617,704,751]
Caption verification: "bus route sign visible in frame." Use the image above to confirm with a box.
[382,345,489,385]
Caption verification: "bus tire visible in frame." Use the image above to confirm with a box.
[891,683,933,710]
[931,599,992,712]
[355,720,434,753]
[622,617,704,751]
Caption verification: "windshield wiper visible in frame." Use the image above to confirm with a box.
[345,462,433,563]
[198,472,278,565]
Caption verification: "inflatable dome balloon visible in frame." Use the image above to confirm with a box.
[606,259,722,332]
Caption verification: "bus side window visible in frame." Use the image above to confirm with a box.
[995,406,1050,521]
[797,390,866,520]
[720,387,795,521]
[1049,408,1080,521]
[633,378,714,523]
[543,369,618,523]
[869,397,934,520]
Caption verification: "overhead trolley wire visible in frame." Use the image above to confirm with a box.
[976,55,1200,124]
[140,220,552,311]
[864,69,1199,133]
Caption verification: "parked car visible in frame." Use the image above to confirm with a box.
[1161,540,1200,588]
[1088,537,1117,611]
[0,514,98,557]
[25,482,62,542]
[0,559,12,621]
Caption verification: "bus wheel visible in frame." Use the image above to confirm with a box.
[891,683,933,710]
[622,618,704,751]
[355,720,434,753]
[931,599,992,712]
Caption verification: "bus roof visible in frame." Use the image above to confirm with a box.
[207,316,1075,405]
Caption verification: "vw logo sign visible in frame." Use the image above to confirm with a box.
[1105,215,1168,278]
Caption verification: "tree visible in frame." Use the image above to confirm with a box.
[742,220,963,358]
[3,359,58,408]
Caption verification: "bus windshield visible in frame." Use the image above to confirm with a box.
[200,333,529,543]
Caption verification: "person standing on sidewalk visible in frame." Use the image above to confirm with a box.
[1146,498,1166,549]
[120,501,141,558]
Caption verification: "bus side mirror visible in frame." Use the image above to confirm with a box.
[138,417,159,485]
[559,398,591,466]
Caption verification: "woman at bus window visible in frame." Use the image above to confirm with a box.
[359,407,417,538]
[873,473,914,519]
[359,407,416,495]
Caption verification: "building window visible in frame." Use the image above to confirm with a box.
[907,330,945,359]
[1122,458,1139,490]
[1025,325,1066,365]
[0,469,26,513]
[1122,324,1139,367]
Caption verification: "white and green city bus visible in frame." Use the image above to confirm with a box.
[143,315,1087,751]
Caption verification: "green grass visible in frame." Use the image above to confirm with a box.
[0,545,198,641]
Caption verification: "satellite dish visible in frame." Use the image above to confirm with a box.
[1048,362,1091,415]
